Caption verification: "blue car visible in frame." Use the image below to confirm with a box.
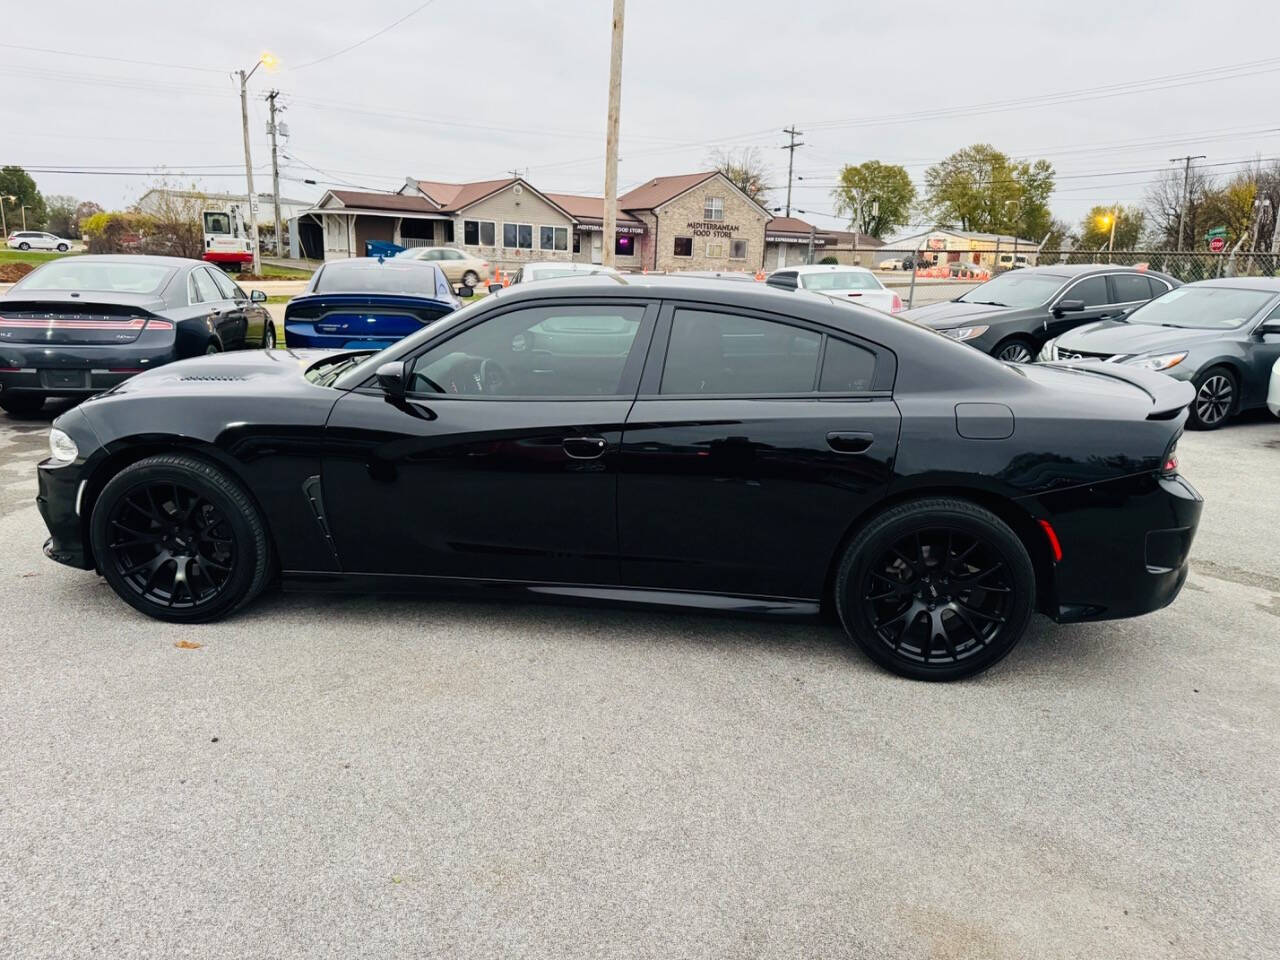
[284,258,459,350]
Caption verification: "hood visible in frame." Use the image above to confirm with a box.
[97,347,349,400]
[1056,319,1230,357]
[899,299,1013,327]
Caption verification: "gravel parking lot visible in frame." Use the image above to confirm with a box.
[1,402,1276,959]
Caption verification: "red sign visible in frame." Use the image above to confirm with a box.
[1209,236,1226,252]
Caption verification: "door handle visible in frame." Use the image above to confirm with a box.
[826,431,874,454]
[563,436,608,459]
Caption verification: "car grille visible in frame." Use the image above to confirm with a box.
[1057,348,1114,362]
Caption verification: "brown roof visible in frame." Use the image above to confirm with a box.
[822,230,885,248]
[617,172,718,211]
[765,216,825,237]
[328,190,436,213]
[544,193,644,226]
[412,178,517,211]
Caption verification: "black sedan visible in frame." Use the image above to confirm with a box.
[0,255,272,415]
[37,276,1203,681]
[901,265,1179,362]
[1040,278,1280,429]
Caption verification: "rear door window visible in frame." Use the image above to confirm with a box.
[819,338,878,393]
[1109,273,1152,304]
[192,268,223,304]
[661,309,821,395]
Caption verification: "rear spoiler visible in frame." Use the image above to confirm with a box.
[1044,359,1195,420]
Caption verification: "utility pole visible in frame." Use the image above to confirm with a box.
[238,68,262,275]
[601,0,625,268]
[781,126,803,217]
[266,90,284,258]
[1171,155,1205,253]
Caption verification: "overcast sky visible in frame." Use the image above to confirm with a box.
[5,0,1279,236]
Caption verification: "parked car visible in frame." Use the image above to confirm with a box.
[877,258,905,271]
[38,275,1202,682]
[901,265,1180,363]
[1268,356,1280,417]
[768,264,903,313]
[283,257,458,350]
[508,261,620,285]
[0,255,271,415]
[1038,278,1280,429]
[394,246,490,291]
[7,231,72,252]
[996,253,1031,270]
[947,260,987,278]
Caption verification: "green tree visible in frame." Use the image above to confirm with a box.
[0,165,48,231]
[921,144,1054,240]
[1078,204,1145,251]
[45,195,80,238]
[830,160,915,238]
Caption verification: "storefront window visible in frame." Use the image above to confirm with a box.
[673,236,693,257]
[615,234,634,257]
[503,222,534,249]
[730,239,747,260]
[463,219,495,246]
[539,225,569,251]
[706,242,724,258]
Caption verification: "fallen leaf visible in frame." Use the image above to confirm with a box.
[174,640,202,650]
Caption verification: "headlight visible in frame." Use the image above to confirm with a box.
[1037,339,1058,362]
[48,428,79,463]
[1123,351,1188,372]
[941,325,990,342]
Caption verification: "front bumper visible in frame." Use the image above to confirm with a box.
[1030,471,1203,622]
[37,456,93,569]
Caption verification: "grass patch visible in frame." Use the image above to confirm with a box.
[265,294,293,304]
[257,263,314,279]
[0,249,79,266]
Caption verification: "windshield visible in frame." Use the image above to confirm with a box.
[1128,286,1275,329]
[315,261,448,297]
[956,271,1066,308]
[800,271,880,291]
[16,260,174,294]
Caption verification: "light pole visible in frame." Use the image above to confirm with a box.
[0,195,15,237]
[1097,209,1118,262]
[20,205,30,231]
[237,52,277,276]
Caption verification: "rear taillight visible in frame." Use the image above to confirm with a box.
[891,293,904,313]
[1161,436,1180,477]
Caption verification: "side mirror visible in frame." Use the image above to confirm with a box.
[1053,299,1085,316]
[375,360,408,400]
[457,284,474,299]
[250,289,267,303]
[1259,319,1280,335]
[487,282,504,294]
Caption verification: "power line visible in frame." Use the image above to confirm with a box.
[0,42,224,73]
[290,0,441,69]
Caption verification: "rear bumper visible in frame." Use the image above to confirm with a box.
[284,327,405,350]
[0,343,177,396]
[1,367,142,397]
[204,251,253,265]
[1031,472,1204,622]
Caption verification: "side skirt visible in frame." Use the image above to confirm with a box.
[279,570,822,619]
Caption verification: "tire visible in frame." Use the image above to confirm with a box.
[462,270,480,287]
[0,393,45,415]
[18,242,30,250]
[205,342,221,355]
[56,243,68,252]
[834,498,1036,681]
[89,454,272,623]
[263,322,276,349]
[1188,365,1236,430]
[994,337,1036,364]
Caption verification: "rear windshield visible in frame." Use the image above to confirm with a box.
[315,261,447,296]
[16,260,174,294]
[956,271,1067,308]
[800,271,880,291]
[1128,286,1276,329]
[527,268,596,281]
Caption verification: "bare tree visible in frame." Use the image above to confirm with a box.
[132,178,210,259]
[707,146,770,204]
[1143,165,1212,249]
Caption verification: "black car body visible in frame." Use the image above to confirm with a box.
[0,255,272,414]
[284,257,458,350]
[1040,277,1280,429]
[37,276,1203,680]
[901,265,1180,362]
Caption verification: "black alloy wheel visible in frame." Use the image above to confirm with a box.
[1189,367,1235,430]
[263,322,277,349]
[995,338,1035,364]
[836,499,1035,681]
[206,343,221,355]
[90,455,271,622]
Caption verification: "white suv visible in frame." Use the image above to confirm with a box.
[7,231,72,252]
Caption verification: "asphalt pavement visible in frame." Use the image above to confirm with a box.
[0,401,1276,959]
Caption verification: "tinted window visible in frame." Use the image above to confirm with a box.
[819,338,877,392]
[1110,273,1152,304]
[209,268,242,300]
[192,268,222,303]
[800,271,880,291]
[673,237,693,257]
[316,261,447,296]
[661,309,821,395]
[1148,277,1172,298]
[16,260,174,294]
[956,271,1066,307]
[1067,275,1108,307]
[409,305,645,397]
[1127,287,1276,330]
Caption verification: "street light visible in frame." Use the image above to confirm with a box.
[0,194,16,237]
[237,52,278,276]
[1096,208,1118,261]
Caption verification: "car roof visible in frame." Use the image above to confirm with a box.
[47,254,198,266]
[1184,276,1280,292]
[1013,263,1171,279]
[524,261,616,271]
[788,264,873,273]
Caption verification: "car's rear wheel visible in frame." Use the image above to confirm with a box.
[835,498,1036,681]
[56,243,69,252]
[1189,365,1236,430]
[994,337,1036,363]
[90,455,271,623]
[462,270,480,287]
[263,322,276,349]
[205,342,221,355]
[0,393,45,415]
[18,242,30,250]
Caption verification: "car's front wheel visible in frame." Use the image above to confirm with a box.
[835,498,1036,681]
[263,322,276,349]
[0,393,45,415]
[56,243,69,252]
[1189,365,1236,430]
[89,454,272,622]
[994,337,1036,363]
[462,270,480,288]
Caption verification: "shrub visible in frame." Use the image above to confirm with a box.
[819,255,839,265]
